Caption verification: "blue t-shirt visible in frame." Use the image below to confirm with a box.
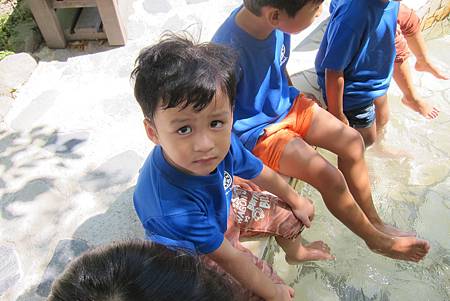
[212,6,299,151]
[315,0,399,111]
[133,134,263,255]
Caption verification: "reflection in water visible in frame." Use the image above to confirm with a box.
[271,35,450,300]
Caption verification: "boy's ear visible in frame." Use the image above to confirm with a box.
[143,118,160,145]
[264,7,280,27]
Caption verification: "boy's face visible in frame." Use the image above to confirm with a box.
[276,2,323,34]
[144,87,233,176]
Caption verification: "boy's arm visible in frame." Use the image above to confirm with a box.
[325,68,348,125]
[208,238,294,301]
[250,165,314,228]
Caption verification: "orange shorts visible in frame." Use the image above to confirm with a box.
[252,94,315,172]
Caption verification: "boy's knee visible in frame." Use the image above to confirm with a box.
[319,165,348,194]
[341,127,365,160]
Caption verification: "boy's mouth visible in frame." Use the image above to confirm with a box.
[193,157,217,164]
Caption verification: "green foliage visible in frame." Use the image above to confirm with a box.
[0,49,13,60]
[0,0,34,55]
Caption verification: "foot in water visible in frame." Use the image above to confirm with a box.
[372,220,416,237]
[415,59,449,80]
[367,236,430,262]
[285,241,334,264]
[401,96,439,119]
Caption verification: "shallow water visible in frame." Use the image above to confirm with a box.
[271,35,450,301]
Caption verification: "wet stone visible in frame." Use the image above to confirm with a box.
[36,239,90,297]
[0,244,21,295]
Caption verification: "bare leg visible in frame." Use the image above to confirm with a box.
[275,236,333,263]
[394,59,440,119]
[305,105,414,237]
[405,32,449,80]
[355,123,377,148]
[278,119,428,261]
[374,95,389,130]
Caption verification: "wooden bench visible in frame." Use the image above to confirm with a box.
[28,0,127,48]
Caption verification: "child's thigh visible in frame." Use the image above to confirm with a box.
[304,104,365,156]
[230,187,303,240]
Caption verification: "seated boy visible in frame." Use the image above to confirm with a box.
[48,240,238,301]
[212,0,429,262]
[131,33,333,300]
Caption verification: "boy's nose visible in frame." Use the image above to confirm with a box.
[193,133,214,152]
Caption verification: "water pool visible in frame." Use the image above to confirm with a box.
[270,35,450,301]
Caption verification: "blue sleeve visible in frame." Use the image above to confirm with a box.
[317,21,362,72]
[144,214,224,255]
[230,133,263,179]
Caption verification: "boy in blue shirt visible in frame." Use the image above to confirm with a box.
[132,34,333,300]
[212,0,429,263]
[316,0,399,146]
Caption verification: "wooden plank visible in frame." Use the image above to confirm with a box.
[66,30,107,41]
[96,0,126,46]
[28,0,66,48]
[73,7,102,34]
[51,0,97,9]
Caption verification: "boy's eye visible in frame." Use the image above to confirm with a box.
[177,126,192,135]
[211,120,224,128]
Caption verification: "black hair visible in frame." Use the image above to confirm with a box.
[131,32,238,122]
[47,240,239,301]
[243,0,324,17]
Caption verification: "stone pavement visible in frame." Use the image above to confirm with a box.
[0,0,447,300]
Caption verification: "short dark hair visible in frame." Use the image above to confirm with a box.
[244,0,324,17]
[48,240,238,301]
[131,33,238,122]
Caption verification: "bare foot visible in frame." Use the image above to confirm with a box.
[285,241,334,264]
[401,97,439,119]
[415,60,449,80]
[367,236,430,262]
[372,220,416,237]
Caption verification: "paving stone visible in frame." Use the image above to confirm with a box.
[73,188,145,246]
[186,0,208,4]
[0,53,37,89]
[81,151,143,191]
[36,239,90,297]
[0,96,13,121]
[0,244,21,296]
[143,0,171,14]
[43,131,89,154]
[10,90,57,131]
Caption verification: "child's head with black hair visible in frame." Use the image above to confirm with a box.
[131,33,238,176]
[48,240,238,301]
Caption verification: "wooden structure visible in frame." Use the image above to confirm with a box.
[28,0,127,48]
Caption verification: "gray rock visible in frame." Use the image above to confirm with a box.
[143,0,171,14]
[0,53,37,89]
[8,21,42,53]
[0,96,13,121]
[0,244,21,296]
[81,150,143,191]
[36,239,90,297]
[73,188,145,246]
[10,90,57,131]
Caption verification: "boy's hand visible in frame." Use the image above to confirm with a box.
[267,284,295,301]
[290,196,315,228]
[233,176,262,192]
